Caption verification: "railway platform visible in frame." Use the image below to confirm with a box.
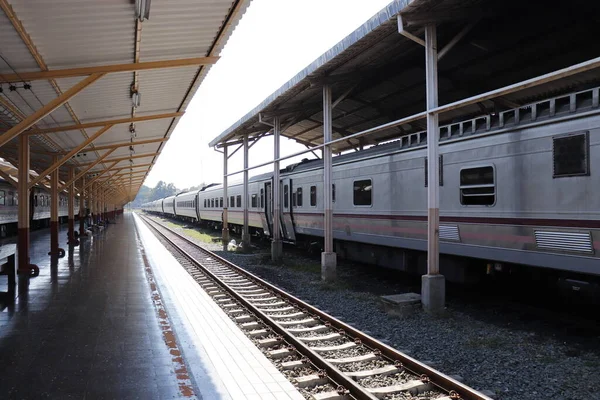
[0,212,304,400]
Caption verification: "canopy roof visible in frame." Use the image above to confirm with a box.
[211,0,600,153]
[0,0,251,204]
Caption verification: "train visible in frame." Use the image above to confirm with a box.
[142,85,599,289]
[0,181,81,236]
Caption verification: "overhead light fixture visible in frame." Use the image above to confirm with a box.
[135,0,151,22]
[131,90,141,108]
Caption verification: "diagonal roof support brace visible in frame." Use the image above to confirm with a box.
[0,73,104,148]
[0,168,18,188]
[28,124,114,189]
[83,161,120,190]
[397,15,425,47]
[58,148,117,191]
[438,22,477,60]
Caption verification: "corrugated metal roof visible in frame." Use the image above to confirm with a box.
[0,0,252,204]
[210,0,600,153]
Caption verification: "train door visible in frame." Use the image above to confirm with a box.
[281,178,296,242]
[195,192,201,222]
[264,181,273,236]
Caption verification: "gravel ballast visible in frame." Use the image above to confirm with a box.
[154,217,600,400]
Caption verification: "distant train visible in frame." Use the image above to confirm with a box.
[143,86,599,286]
[0,180,80,236]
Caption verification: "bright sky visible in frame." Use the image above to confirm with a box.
[144,0,392,190]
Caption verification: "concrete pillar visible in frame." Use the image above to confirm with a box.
[321,84,336,281]
[222,145,229,251]
[242,135,250,252]
[79,176,87,237]
[67,166,78,245]
[422,24,445,313]
[271,116,282,262]
[17,134,39,282]
[49,154,61,257]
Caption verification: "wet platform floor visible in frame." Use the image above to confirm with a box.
[0,212,304,400]
[0,214,195,399]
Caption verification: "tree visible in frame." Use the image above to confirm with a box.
[130,180,179,207]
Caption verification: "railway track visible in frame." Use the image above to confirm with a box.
[139,213,493,400]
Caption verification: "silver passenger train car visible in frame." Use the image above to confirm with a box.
[143,86,599,282]
[0,180,80,235]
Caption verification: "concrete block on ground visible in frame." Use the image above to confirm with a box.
[421,274,445,314]
[380,292,421,317]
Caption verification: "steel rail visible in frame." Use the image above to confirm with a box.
[140,213,492,400]
[140,214,366,399]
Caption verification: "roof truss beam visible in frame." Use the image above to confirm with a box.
[58,148,117,191]
[78,152,160,166]
[25,112,184,136]
[28,124,114,189]
[0,57,219,83]
[0,73,104,148]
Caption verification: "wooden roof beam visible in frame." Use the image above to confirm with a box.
[58,148,116,191]
[0,73,104,148]
[84,137,167,152]
[28,124,114,189]
[26,112,184,135]
[77,152,159,166]
[0,57,219,83]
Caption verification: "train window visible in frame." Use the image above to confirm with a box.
[211,198,215,208]
[424,155,444,186]
[283,185,289,208]
[204,199,207,208]
[0,190,5,206]
[460,166,495,206]
[310,186,317,207]
[251,194,257,208]
[14,193,17,206]
[332,184,335,203]
[553,131,589,177]
[220,198,223,208]
[8,193,14,206]
[353,179,372,206]
[292,192,297,207]
[236,195,242,208]
[260,189,264,208]
[34,195,38,207]
[297,188,303,207]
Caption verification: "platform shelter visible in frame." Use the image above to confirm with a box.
[0,0,250,285]
[208,0,600,312]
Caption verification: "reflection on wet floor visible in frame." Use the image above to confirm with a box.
[0,214,198,399]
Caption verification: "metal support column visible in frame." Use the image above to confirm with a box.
[242,135,250,252]
[17,134,39,282]
[79,176,87,237]
[421,24,445,313]
[321,84,336,281]
[222,145,229,251]
[67,167,78,245]
[271,116,282,261]
[49,154,63,258]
